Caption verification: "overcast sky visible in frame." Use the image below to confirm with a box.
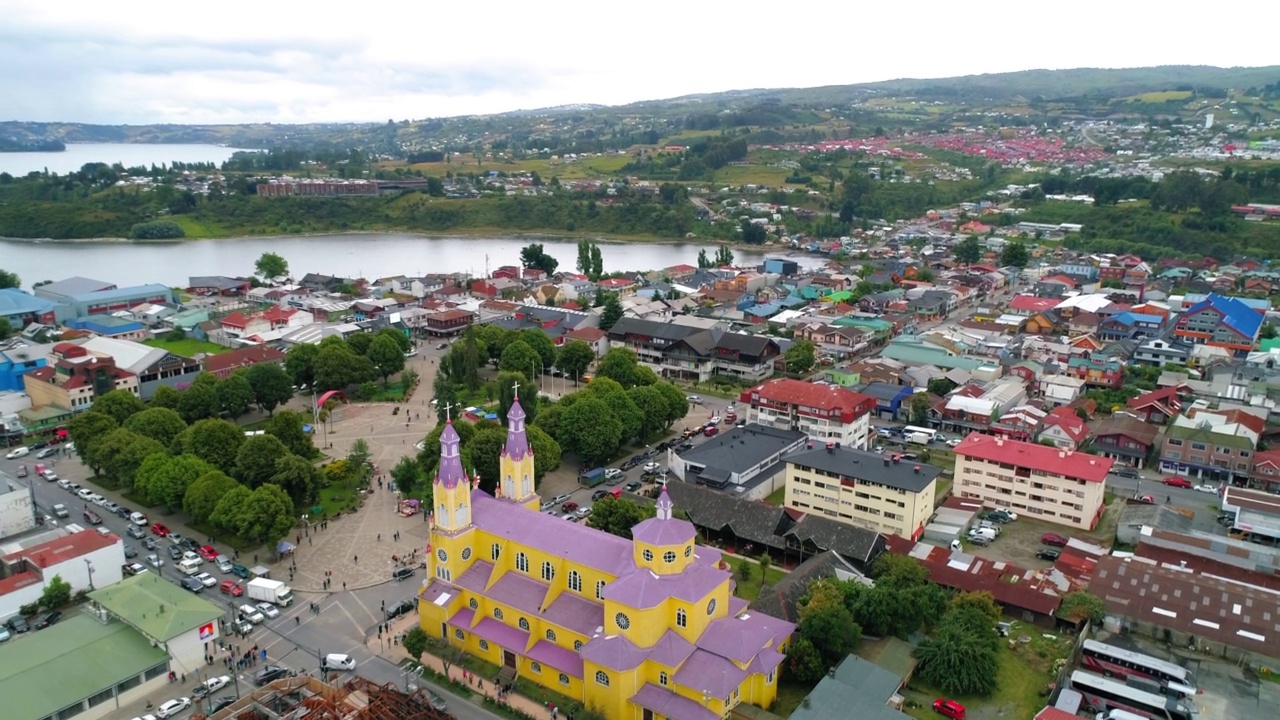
[2,0,1275,125]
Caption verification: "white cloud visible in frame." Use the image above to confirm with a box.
[0,0,1274,124]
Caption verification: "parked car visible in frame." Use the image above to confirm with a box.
[7,615,30,634]
[150,522,170,536]
[550,494,571,505]
[591,489,610,501]
[147,554,165,569]
[1036,549,1061,561]
[127,524,146,539]
[1162,476,1193,489]
[603,468,623,481]
[123,562,148,576]
[1133,494,1156,504]
[36,446,58,459]
[933,699,967,720]
[33,610,61,629]
[254,665,291,685]
[4,446,29,459]
[1041,533,1069,547]
[256,602,280,619]
[180,576,205,593]
[642,462,661,473]
[979,511,1010,524]
[238,604,264,624]
[167,545,183,561]
[156,697,191,719]
[82,509,101,525]
[561,501,579,513]
[193,675,230,699]
[195,572,218,588]
[220,580,243,596]
[989,507,1018,521]
[624,481,642,492]
[143,537,158,551]
[1112,467,1140,479]
[704,426,719,437]
[686,395,702,404]
[215,555,234,573]
[385,597,415,620]
[52,503,68,518]
[965,534,991,547]
[1193,484,1218,494]
[198,545,219,561]
[124,545,138,559]
[393,567,415,582]
[209,696,237,713]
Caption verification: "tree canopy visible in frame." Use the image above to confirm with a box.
[519,243,559,275]
[254,252,288,279]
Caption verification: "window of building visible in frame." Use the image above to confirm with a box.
[455,629,465,640]
[494,608,504,620]
[663,550,677,563]
[542,561,555,582]
[676,608,687,628]
[523,474,531,496]
[530,662,542,674]
[574,640,583,652]
[595,671,610,687]
[479,640,489,651]
[615,612,631,630]
[642,549,654,562]
[659,671,668,686]
[684,545,693,557]
[516,553,528,573]
[491,544,501,560]
[436,549,448,563]
[546,629,557,642]
[519,617,530,631]
[707,598,717,615]
[568,570,582,592]
[461,547,472,561]
[469,598,478,610]
[596,580,606,600]
[559,673,570,685]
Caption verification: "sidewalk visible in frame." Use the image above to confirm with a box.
[371,614,557,719]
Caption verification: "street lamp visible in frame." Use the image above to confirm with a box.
[84,559,95,591]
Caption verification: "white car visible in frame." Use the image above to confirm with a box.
[5,447,29,459]
[194,572,218,588]
[642,462,661,473]
[238,604,264,624]
[946,438,962,448]
[991,507,1019,521]
[604,469,623,480]
[709,415,721,424]
[90,493,107,507]
[1193,484,1218,494]
[256,602,280,619]
[156,697,191,718]
[77,488,94,501]
[195,674,230,697]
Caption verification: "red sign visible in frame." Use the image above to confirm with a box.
[199,621,216,641]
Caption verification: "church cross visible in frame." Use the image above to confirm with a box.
[511,379,520,399]
[442,400,457,422]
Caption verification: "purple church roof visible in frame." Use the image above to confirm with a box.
[630,684,719,720]
[603,564,728,609]
[579,633,649,672]
[631,517,697,546]
[471,492,635,576]
[527,640,584,677]
[542,591,605,637]
[436,421,469,490]
[645,630,696,668]
[696,614,793,664]
[502,397,531,461]
[672,648,748,697]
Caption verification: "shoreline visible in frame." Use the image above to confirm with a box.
[0,226,747,248]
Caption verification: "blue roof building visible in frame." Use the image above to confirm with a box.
[0,288,59,327]
[43,284,175,320]
[1173,293,1264,356]
[0,346,47,392]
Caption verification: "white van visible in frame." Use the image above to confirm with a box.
[129,511,148,526]
[968,527,997,541]
[178,558,202,576]
[322,653,356,671]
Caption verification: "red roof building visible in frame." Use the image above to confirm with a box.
[1009,295,1060,315]
[740,379,877,449]
[1037,405,1091,450]
[953,434,1112,530]
[909,543,1065,626]
[201,345,286,379]
[1126,384,1191,425]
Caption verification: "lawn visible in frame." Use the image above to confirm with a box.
[366,380,409,402]
[709,163,792,187]
[721,554,788,602]
[771,679,811,717]
[764,486,786,506]
[900,629,1072,720]
[142,337,227,357]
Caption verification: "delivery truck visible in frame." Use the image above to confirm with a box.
[246,577,294,606]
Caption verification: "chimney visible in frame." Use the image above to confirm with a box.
[1058,450,1066,458]
[914,465,921,474]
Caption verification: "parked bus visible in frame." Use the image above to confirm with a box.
[1070,671,1197,720]
[1081,640,1198,695]
[902,426,937,442]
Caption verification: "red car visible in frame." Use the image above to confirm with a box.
[933,699,966,720]
[150,522,170,537]
[1041,532,1069,547]
[220,580,243,596]
[197,545,219,561]
[704,426,719,437]
[1162,476,1192,489]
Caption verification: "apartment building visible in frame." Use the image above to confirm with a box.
[785,445,941,541]
[23,342,139,412]
[739,378,877,449]
[953,434,1111,530]
[1158,407,1262,483]
[607,317,781,383]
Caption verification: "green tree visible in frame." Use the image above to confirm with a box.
[67,411,119,475]
[1058,590,1106,624]
[377,327,412,353]
[39,574,71,610]
[596,347,644,388]
[236,434,292,488]
[532,403,565,442]
[314,342,376,390]
[519,243,559,275]
[0,269,20,289]
[1260,323,1277,340]
[266,410,315,458]
[347,332,374,356]
[0,317,11,341]
[134,453,216,509]
[786,636,826,684]
[603,390,644,443]
[784,340,816,374]
[909,393,932,424]
[240,484,296,544]
[271,454,321,507]
[798,579,862,666]
[179,418,245,475]
[95,428,165,489]
[254,251,288,280]
[576,238,592,275]
[217,371,255,419]
[599,292,624,331]
[347,437,372,471]
[184,471,241,525]
[123,407,187,448]
[466,427,507,494]
[627,385,671,439]
[585,497,655,539]
[1000,240,1029,268]
[696,249,711,269]
[927,378,957,396]
[913,620,999,696]
[284,343,320,389]
[149,385,181,411]
[714,245,734,266]
[497,371,538,425]
[653,381,689,428]
[954,236,982,265]
[433,379,462,425]
[209,485,253,537]
[366,334,406,383]
[403,626,429,661]
[245,362,293,414]
[559,397,623,465]
[390,456,423,496]
[556,340,595,384]
[499,340,542,385]
[590,244,603,280]
[178,378,221,423]
[92,389,146,425]
[526,425,562,481]
[520,329,557,371]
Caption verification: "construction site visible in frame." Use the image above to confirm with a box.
[198,675,455,720]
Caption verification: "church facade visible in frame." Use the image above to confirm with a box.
[418,396,794,720]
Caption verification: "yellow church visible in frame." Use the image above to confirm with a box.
[418,395,794,720]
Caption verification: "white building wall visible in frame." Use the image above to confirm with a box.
[0,579,44,621]
[51,537,126,592]
[168,624,219,675]
[0,484,36,538]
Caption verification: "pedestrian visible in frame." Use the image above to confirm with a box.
[253,554,258,564]
[343,581,347,591]
[377,534,381,541]
[296,616,300,626]
[353,554,358,564]
[309,537,312,546]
